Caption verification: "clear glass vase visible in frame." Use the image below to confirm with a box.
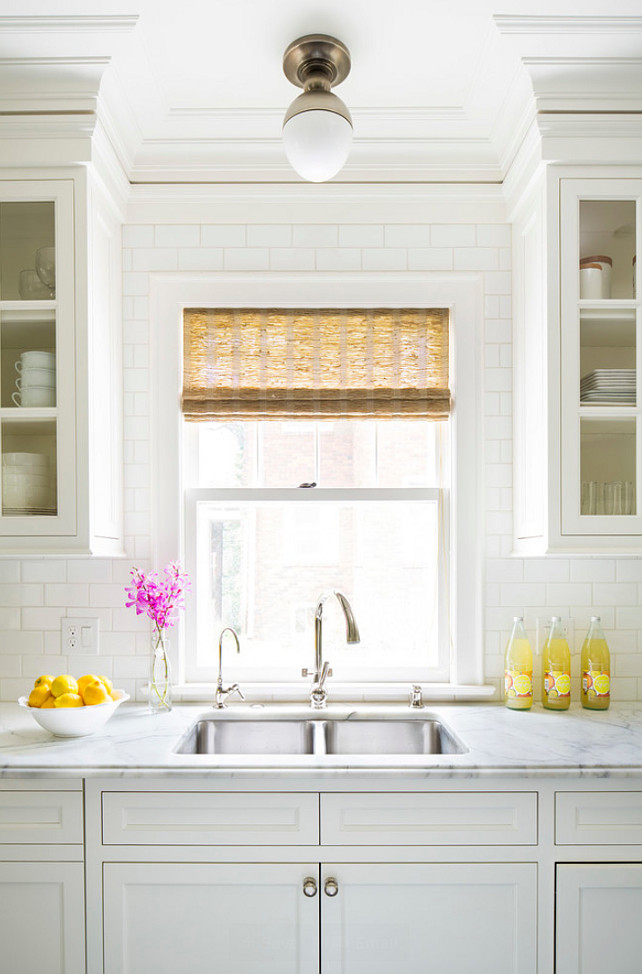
[149,627,172,713]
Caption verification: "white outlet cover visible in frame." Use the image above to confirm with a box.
[62,617,100,654]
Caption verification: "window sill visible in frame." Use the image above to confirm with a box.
[167,682,497,704]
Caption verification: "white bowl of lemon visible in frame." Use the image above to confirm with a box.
[19,674,130,737]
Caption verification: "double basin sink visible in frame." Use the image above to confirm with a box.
[175,714,467,757]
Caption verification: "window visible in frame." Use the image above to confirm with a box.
[151,273,483,693]
[182,307,451,686]
[184,418,449,683]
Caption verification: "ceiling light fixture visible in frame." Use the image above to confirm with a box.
[282,33,352,182]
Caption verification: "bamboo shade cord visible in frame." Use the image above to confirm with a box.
[182,308,450,420]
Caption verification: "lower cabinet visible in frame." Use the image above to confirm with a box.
[101,859,537,974]
[321,862,537,974]
[0,861,85,974]
[556,863,642,974]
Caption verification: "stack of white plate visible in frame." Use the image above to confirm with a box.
[2,452,56,515]
[580,369,636,404]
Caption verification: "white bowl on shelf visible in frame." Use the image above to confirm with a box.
[18,690,130,737]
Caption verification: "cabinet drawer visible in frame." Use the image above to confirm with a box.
[102,792,319,846]
[321,792,538,845]
[556,792,642,845]
[0,791,83,844]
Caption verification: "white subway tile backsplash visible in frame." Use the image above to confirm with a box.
[431,225,475,247]
[340,225,384,247]
[3,216,642,700]
[177,248,224,270]
[155,225,200,248]
[201,225,245,247]
[292,225,338,248]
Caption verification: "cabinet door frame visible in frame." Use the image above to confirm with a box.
[320,861,538,974]
[102,860,321,974]
[0,178,77,541]
[558,177,642,543]
[0,860,85,973]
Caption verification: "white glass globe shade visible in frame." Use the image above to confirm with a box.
[282,109,353,182]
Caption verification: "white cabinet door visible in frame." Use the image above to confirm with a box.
[103,862,319,974]
[0,861,85,974]
[321,863,537,974]
[556,863,642,974]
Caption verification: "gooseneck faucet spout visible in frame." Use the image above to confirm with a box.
[215,627,245,709]
[303,590,360,709]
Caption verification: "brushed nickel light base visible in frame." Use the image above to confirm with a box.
[283,34,351,91]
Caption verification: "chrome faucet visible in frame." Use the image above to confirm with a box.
[214,627,245,709]
[302,590,360,709]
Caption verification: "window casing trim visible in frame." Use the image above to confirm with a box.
[150,271,484,691]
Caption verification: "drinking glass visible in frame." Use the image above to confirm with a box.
[35,247,55,298]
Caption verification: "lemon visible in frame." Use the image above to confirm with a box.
[98,675,113,694]
[81,680,110,706]
[28,686,53,708]
[33,674,54,689]
[77,674,100,695]
[40,695,56,709]
[50,675,79,698]
[54,692,84,708]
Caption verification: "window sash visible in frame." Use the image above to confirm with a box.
[184,486,450,685]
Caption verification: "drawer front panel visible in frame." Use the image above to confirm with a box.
[0,791,83,844]
[556,792,642,845]
[102,792,319,846]
[321,792,538,845]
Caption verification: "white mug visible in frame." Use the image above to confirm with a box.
[16,351,55,371]
[15,368,55,389]
[12,386,55,408]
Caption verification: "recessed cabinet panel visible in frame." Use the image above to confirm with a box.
[322,863,537,974]
[556,864,642,974]
[0,201,55,301]
[103,862,319,974]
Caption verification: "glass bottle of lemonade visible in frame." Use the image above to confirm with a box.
[542,616,571,711]
[504,617,533,710]
[581,616,610,711]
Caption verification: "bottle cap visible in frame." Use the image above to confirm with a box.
[513,616,523,622]
[591,615,601,622]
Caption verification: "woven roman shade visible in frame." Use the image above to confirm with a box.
[182,308,450,420]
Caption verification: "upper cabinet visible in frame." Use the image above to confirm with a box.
[513,172,642,554]
[560,180,640,542]
[0,176,122,554]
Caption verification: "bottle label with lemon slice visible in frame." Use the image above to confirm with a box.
[583,670,610,697]
[544,670,571,698]
[504,669,533,698]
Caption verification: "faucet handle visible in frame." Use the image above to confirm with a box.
[301,667,333,678]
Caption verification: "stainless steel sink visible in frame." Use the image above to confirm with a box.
[323,718,464,755]
[175,718,317,755]
[175,715,466,757]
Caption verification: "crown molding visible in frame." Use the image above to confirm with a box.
[494,15,642,34]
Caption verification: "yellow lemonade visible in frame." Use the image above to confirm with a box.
[542,617,571,711]
[581,616,610,711]
[504,617,533,711]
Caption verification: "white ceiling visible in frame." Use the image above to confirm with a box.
[1,1,642,182]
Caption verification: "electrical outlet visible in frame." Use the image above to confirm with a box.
[62,617,100,654]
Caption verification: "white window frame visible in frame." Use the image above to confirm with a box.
[151,272,485,697]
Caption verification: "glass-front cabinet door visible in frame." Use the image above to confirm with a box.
[560,179,641,541]
[0,181,75,542]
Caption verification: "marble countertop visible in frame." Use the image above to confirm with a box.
[2,700,642,779]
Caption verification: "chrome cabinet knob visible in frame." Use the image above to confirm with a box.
[324,877,339,897]
[302,876,318,897]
